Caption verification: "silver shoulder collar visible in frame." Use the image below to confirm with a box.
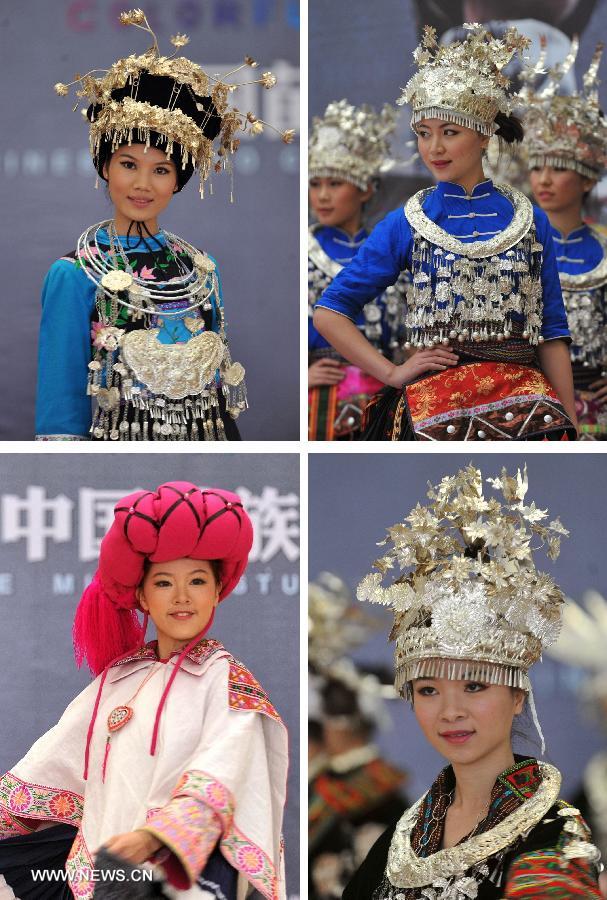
[404,184,534,259]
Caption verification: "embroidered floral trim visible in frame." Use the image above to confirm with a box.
[228,660,282,723]
[0,771,83,826]
[66,831,96,899]
[173,770,280,900]
[144,795,222,888]
[112,637,225,668]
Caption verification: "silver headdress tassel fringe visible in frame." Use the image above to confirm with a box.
[399,23,530,135]
[520,36,607,180]
[308,100,398,189]
[356,465,567,746]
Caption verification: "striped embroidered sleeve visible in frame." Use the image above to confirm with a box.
[503,848,602,898]
[143,795,222,890]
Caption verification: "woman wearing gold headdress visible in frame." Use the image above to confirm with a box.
[36,9,292,442]
[344,466,602,898]
[314,24,578,440]
[308,101,408,440]
[523,39,607,440]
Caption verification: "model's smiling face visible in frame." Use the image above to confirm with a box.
[103,143,178,235]
[308,176,371,234]
[415,118,489,186]
[411,675,525,765]
[137,558,221,655]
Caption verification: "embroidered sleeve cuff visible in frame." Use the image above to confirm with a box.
[143,796,222,890]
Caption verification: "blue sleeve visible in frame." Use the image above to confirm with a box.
[35,259,96,439]
[314,209,412,321]
[535,208,571,343]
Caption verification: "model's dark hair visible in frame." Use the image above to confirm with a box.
[321,677,373,738]
[141,557,223,584]
[494,112,524,144]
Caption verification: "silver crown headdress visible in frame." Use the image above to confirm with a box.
[520,37,607,179]
[357,465,567,699]
[308,99,398,190]
[398,22,530,136]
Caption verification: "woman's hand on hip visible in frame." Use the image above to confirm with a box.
[385,346,459,388]
[100,829,163,864]
[589,375,607,405]
[308,358,346,388]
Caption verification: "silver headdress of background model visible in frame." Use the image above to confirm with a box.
[546,590,607,706]
[519,36,607,180]
[399,22,530,136]
[308,100,398,189]
[545,590,607,862]
[357,465,567,704]
[309,573,397,729]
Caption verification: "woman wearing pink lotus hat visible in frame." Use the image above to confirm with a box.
[0,482,288,900]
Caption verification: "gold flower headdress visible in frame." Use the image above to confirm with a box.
[357,465,567,697]
[399,22,530,136]
[519,36,607,179]
[308,100,398,189]
[54,8,295,198]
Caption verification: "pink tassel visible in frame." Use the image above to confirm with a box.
[150,610,216,756]
[82,612,149,781]
[74,573,145,676]
[102,737,111,783]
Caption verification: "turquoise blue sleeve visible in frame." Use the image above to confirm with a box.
[35,259,96,439]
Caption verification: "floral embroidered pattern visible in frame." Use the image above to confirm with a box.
[228,660,282,723]
[0,771,83,826]
[145,795,222,888]
[66,831,95,899]
[112,637,225,668]
[173,770,280,900]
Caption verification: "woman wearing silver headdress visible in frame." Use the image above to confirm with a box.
[308,101,408,440]
[314,25,578,441]
[523,39,607,440]
[344,466,602,898]
[36,9,293,442]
